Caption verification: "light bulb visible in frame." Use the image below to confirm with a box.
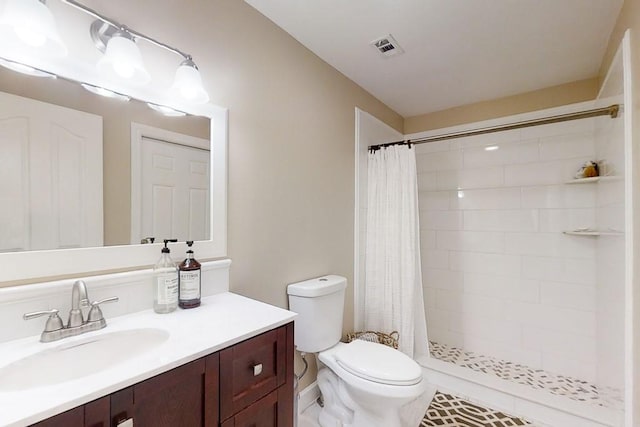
[14,25,47,47]
[114,61,135,79]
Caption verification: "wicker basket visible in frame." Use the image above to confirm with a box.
[346,330,399,349]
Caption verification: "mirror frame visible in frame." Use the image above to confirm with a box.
[0,44,228,283]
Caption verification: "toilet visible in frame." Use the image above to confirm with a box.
[287,275,426,427]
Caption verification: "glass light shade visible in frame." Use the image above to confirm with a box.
[0,57,56,78]
[97,34,150,85]
[81,83,131,101]
[147,102,187,117]
[0,0,67,57]
[171,60,209,104]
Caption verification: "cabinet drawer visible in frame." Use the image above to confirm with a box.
[219,327,286,420]
[220,389,278,427]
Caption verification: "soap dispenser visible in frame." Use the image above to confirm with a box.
[179,241,201,309]
[153,239,179,313]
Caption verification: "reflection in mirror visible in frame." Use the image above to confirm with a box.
[0,66,210,252]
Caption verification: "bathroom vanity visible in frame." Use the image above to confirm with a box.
[33,322,293,427]
[0,289,296,427]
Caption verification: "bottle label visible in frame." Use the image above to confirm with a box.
[180,270,201,300]
[157,275,179,305]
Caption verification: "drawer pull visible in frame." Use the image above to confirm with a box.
[253,363,263,376]
[117,418,134,427]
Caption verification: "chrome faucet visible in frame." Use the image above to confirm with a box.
[24,280,119,343]
[68,279,90,327]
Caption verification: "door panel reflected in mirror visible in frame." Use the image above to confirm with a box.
[0,66,211,252]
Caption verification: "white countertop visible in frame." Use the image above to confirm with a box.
[0,292,297,427]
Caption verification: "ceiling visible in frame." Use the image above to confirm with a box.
[244,0,623,117]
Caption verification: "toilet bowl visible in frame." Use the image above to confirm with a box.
[317,340,426,427]
[287,275,427,427]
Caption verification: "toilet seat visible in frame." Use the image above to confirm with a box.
[333,340,422,386]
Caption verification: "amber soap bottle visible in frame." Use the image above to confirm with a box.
[179,241,201,308]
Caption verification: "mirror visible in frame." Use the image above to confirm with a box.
[0,1,228,283]
[0,66,211,251]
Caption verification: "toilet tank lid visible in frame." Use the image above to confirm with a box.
[287,275,347,297]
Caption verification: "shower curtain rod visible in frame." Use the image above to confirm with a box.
[369,104,620,150]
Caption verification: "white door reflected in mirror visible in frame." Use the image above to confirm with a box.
[131,126,210,244]
[0,91,103,252]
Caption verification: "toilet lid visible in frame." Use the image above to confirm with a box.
[334,340,422,386]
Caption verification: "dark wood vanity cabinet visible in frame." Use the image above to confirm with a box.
[31,323,294,427]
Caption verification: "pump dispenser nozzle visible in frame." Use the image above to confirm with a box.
[162,239,178,253]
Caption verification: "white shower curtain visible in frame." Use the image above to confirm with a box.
[364,144,429,360]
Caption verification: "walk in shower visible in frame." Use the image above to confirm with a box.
[415,102,625,409]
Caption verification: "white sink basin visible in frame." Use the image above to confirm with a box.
[0,328,169,391]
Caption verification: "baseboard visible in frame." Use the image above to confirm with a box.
[298,381,321,414]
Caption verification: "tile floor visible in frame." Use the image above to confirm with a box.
[429,341,624,410]
[299,391,532,427]
[421,392,531,426]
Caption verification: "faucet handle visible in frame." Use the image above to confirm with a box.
[23,309,64,332]
[87,297,119,323]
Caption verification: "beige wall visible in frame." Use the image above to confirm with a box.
[404,78,599,134]
[74,0,402,389]
[0,67,209,246]
[599,0,640,422]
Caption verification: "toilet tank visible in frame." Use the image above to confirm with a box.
[287,275,347,353]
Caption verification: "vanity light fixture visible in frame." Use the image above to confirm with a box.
[484,145,499,151]
[146,102,187,117]
[80,83,131,101]
[59,0,210,103]
[0,57,57,78]
[0,0,67,57]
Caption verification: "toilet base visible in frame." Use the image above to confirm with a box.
[317,367,413,427]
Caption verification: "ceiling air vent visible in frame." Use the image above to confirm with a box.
[371,34,404,58]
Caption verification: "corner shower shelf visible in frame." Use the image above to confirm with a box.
[563,230,624,236]
[564,176,621,184]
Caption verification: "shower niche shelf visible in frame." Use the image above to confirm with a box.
[563,230,624,237]
[564,176,621,185]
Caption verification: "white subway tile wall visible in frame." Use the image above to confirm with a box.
[417,118,602,383]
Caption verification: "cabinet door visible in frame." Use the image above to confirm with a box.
[111,358,211,427]
[220,390,279,427]
[30,396,109,427]
[84,397,110,427]
[31,407,83,427]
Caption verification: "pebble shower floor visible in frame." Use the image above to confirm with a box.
[429,341,624,409]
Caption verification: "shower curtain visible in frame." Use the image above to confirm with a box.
[364,144,429,359]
